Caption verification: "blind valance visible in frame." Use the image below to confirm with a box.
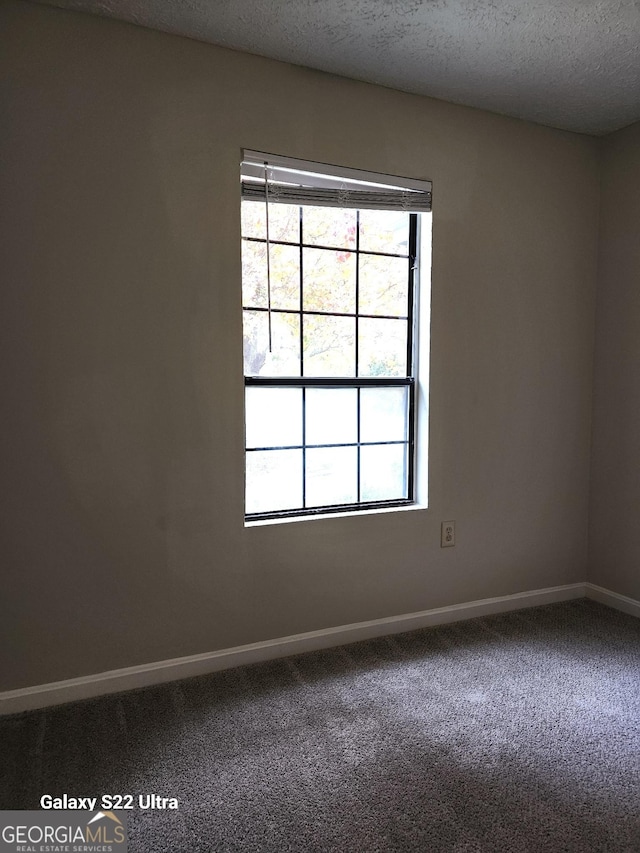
[241,152,432,213]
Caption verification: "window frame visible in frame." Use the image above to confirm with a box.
[241,157,428,522]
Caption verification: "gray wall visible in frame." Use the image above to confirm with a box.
[1,1,599,691]
[589,121,640,601]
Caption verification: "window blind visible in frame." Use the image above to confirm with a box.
[241,151,432,213]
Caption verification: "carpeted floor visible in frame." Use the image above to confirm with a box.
[1,598,639,852]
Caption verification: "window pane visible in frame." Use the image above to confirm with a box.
[306,446,357,508]
[241,200,299,243]
[242,242,299,311]
[242,240,268,309]
[241,200,266,240]
[303,315,355,376]
[246,449,303,514]
[358,254,409,317]
[303,248,356,314]
[268,203,300,243]
[245,387,302,449]
[243,309,300,376]
[360,386,409,443]
[303,206,357,250]
[270,244,300,310]
[360,444,408,501]
[358,318,407,376]
[358,209,410,255]
[306,388,357,445]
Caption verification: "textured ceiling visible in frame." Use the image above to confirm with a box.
[39,0,640,135]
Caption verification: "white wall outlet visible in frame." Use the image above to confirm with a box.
[441,521,455,548]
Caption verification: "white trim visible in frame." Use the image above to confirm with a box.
[242,149,432,194]
[414,212,432,506]
[585,582,640,618]
[0,582,584,715]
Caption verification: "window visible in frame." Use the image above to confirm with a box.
[241,151,432,521]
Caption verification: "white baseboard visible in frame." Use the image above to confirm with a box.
[0,582,587,715]
[585,582,640,618]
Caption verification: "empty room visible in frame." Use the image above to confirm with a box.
[1,1,639,851]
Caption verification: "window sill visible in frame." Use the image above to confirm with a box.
[244,502,428,528]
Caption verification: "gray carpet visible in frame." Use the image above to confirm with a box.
[1,599,639,852]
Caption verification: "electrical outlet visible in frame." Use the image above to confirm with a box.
[441,521,455,548]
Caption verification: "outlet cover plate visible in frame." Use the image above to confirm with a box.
[441,520,455,547]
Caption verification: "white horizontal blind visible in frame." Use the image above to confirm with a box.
[241,151,432,212]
